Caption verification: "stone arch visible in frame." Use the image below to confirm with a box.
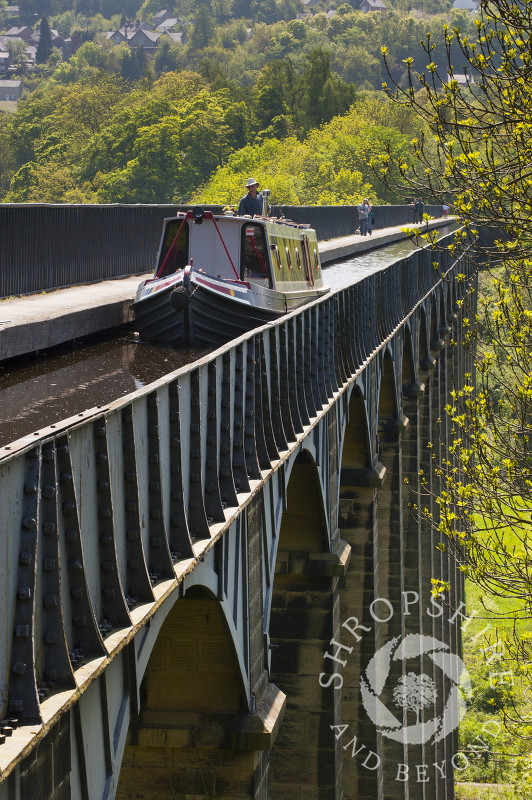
[445,280,452,319]
[269,451,340,799]
[340,384,371,473]
[278,447,328,548]
[402,323,417,397]
[375,345,409,784]
[115,586,252,800]
[337,383,383,800]
[430,296,440,349]
[446,278,457,325]
[451,274,458,310]
[419,307,434,372]
[377,348,399,433]
[438,285,451,342]
[337,384,377,539]
[439,286,447,329]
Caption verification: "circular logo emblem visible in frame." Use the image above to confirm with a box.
[360,633,471,745]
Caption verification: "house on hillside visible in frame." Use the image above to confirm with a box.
[107,22,157,47]
[0,78,22,100]
[128,28,160,51]
[4,25,33,42]
[32,27,65,49]
[161,31,184,43]
[359,0,386,11]
[0,48,9,73]
[25,44,36,64]
[153,9,173,26]
[106,22,183,51]
[6,6,20,17]
[156,16,179,31]
[0,33,35,67]
[106,29,126,44]
[62,33,82,59]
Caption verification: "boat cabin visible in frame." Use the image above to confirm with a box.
[155,211,322,291]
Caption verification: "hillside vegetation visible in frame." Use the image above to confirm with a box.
[0,0,479,203]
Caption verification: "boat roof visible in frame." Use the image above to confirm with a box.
[170,210,315,232]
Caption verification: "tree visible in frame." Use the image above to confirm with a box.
[0,115,16,196]
[376,0,532,667]
[194,101,412,205]
[134,43,148,77]
[36,15,53,64]
[188,1,216,50]
[118,46,141,81]
[301,47,356,129]
[0,1,7,30]
[154,39,182,75]
[6,39,28,72]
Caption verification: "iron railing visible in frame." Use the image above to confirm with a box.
[0,203,444,299]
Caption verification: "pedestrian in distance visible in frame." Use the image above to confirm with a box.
[357,198,370,236]
[414,198,424,223]
[238,178,265,217]
[364,199,373,236]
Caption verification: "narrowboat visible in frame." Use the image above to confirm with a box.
[132,205,329,347]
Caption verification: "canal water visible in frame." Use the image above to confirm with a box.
[0,235,437,448]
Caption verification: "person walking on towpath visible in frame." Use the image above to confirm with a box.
[357,198,372,236]
[238,178,265,217]
[414,198,424,223]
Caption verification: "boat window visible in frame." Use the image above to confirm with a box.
[157,219,189,278]
[241,224,272,287]
[296,248,301,269]
[301,234,315,287]
[271,244,282,270]
[285,247,292,270]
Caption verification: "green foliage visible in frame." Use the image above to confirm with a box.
[453,575,532,797]
[194,99,412,205]
[153,39,182,75]
[0,0,7,30]
[188,1,217,50]
[36,15,53,64]
[374,0,532,677]
[5,39,28,72]
[0,114,16,196]
[0,0,459,204]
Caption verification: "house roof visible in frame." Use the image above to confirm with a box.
[130,28,161,42]
[153,9,172,21]
[4,26,32,38]
[0,79,22,87]
[360,0,386,8]
[157,17,179,29]
[162,31,183,42]
[1,34,24,46]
